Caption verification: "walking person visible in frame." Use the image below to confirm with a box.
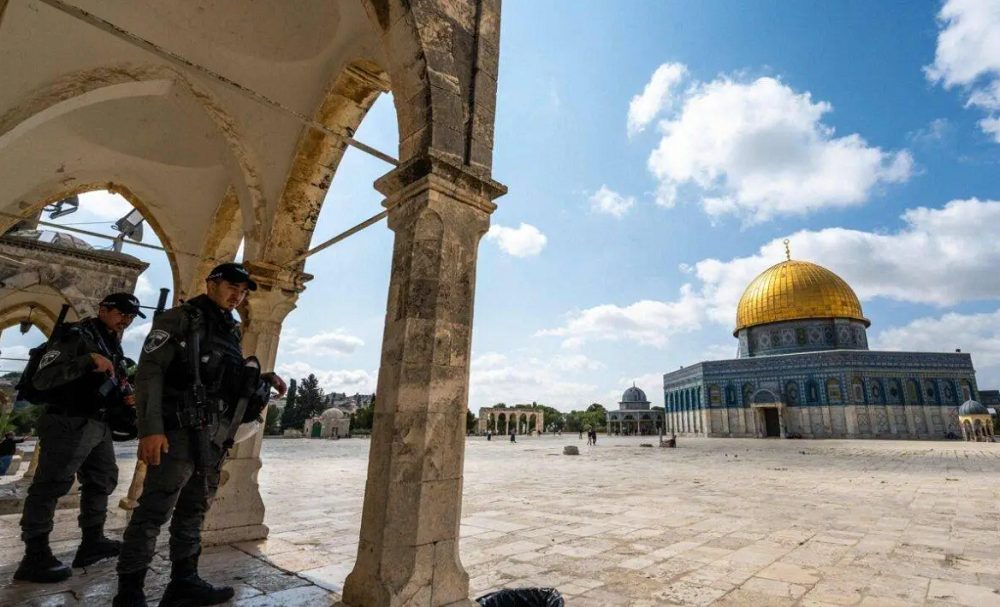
[509,428,516,443]
[0,431,26,475]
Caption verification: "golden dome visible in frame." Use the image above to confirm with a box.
[734,259,868,335]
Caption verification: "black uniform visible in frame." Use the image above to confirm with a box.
[116,294,251,606]
[20,317,125,542]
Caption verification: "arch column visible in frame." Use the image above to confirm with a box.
[201,263,307,545]
[340,155,504,607]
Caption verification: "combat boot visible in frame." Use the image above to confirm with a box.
[13,534,72,583]
[112,569,148,607]
[73,525,122,567]
[158,553,234,607]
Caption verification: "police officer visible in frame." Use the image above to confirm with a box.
[15,293,144,583]
[114,263,285,607]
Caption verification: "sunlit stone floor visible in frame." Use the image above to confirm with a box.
[2,436,999,606]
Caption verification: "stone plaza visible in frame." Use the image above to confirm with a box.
[2,435,999,607]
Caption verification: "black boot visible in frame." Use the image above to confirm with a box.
[73,525,122,568]
[158,553,234,607]
[13,535,72,583]
[113,570,149,607]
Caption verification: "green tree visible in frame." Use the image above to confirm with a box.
[296,374,325,422]
[264,404,281,435]
[352,403,374,432]
[279,378,298,431]
[466,409,477,434]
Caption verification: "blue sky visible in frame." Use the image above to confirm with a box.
[4,0,1000,411]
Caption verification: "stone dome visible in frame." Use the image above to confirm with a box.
[621,386,649,403]
[8,229,94,250]
[958,400,989,416]
[319,407,346,422]
[735,259,868,335]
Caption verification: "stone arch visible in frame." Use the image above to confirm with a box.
[0,64,265,243]
[0,271,91,321]
[258,60,389,271]
[6,182,182,300]
[362,0,501,173]
[751,389,780,405]
[0,300,58,337]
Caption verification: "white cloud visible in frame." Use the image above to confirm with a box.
[627,62,688,136]
[78,190,133,220]
[287,331,364,356]
[540,198,1000,349]
[642,74,911,222]
[589,186,635,218]
[0,345,30,372]
[926,0,1000,141]
[135,275,155,299]
[874,310,1000,388]
[123,321,152,344]
[536,285,703,349]
[469,351,605,411]
[275,361,377,394]
[485,223,547,257]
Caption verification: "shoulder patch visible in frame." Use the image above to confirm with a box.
[143,329,171,353]
[38,350,60,369]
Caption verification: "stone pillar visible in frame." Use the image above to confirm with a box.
[202,264,307,545]
[340,156,504,607]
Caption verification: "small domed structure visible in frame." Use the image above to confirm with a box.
[622,385,648,404]
[7,229,94,250]
[608,383,663,437]
[958,400,995,442]
[958,400,989,416]
[304,406,351,439]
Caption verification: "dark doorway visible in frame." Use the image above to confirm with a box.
[763,408,781,437]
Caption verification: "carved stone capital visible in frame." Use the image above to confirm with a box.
[374,151,507,214]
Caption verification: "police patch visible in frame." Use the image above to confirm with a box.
[143,329,171,353]
[38,350,60,369]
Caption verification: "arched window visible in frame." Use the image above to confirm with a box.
[906,379,919,403]
[871,380,882,403]
[888,380,901,403]
[960,379,972,402]
[742,383,754,408]
[726,384,736,405]
[827,379,842,403]
[852,379,865,403]
[709,384,721,406]
[922,379,936,404]
[785,381,799,405]
[806,380,819,404]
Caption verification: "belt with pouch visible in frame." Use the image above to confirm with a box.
[46,404,108,422]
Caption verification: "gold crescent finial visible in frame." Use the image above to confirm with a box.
[783,239,791,261]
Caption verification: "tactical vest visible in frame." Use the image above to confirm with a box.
[162,299,245,418]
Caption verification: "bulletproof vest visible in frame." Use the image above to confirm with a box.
[27,319,123,413]
[164,297,244,404]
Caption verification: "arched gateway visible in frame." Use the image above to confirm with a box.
[478,407,543,436]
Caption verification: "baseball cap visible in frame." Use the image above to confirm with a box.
[207,263,258,291]
[99,293,146,318]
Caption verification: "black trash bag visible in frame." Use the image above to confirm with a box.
[476,588,564,607]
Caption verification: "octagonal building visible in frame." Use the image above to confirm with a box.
[663,248,979,439]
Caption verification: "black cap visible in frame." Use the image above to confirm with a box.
[99,293,146,318]
[207,263,258,291]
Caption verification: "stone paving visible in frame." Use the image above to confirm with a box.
[2,436,999,606]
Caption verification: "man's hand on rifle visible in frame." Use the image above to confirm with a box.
[90,353,114,375]
[262,372,287,397]
[139,434,169,465]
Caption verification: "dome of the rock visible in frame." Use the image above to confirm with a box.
[734,259,868,335]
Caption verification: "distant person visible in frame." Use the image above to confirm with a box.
[486,430,492,441]
[1,432,26,475]
[509,429,516,443]
[592,430,598,446]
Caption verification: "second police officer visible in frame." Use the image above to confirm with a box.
[15,293,144,583]
[114,263,286,607]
